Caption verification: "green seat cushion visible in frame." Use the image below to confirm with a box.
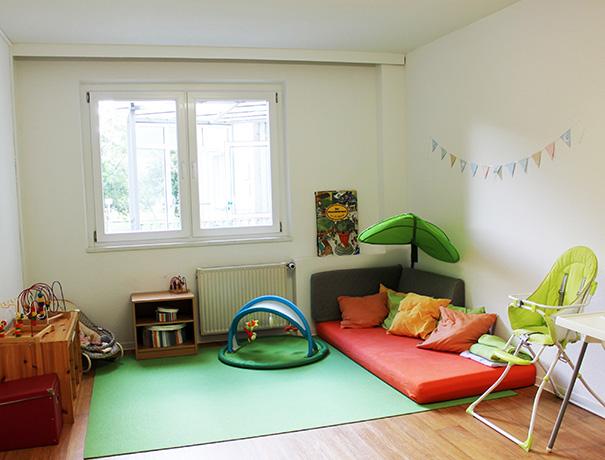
[507,246,598,344]
[448,305,486,315]
[477,333,508,349]
[492,349,533,365]
[470,342,532,364]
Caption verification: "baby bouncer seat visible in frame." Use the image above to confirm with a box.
[467,246,604,451]
[79,310,124,372]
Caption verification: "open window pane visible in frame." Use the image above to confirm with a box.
[195,100,273,230]
[97,99,181,234]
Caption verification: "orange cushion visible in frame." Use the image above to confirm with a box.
[417,307,497,353]
[337,292,388,328]
[388,292,450,339]
[316,321,536,403]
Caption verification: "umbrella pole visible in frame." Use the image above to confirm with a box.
[411,214,418,269]
[411,244,418,269]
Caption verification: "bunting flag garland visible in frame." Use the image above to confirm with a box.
[505,162,516,177]
[449,153,457,167]
[545,142,556,160]
[532,151,542,167]
[459,159,467,173]
[519,158,529,173]
[560,129,571,147]
[428,129,571,181]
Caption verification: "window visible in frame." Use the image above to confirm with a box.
[84,85,286,247]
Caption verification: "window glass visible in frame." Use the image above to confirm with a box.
[98,100,181,234]
[194,100,273,230]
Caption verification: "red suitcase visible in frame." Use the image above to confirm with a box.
[0,373,63,451]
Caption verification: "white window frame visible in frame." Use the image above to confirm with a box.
[187,90,282,240]
[82,83,288,249]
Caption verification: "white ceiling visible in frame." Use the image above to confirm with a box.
[0,0,518,53]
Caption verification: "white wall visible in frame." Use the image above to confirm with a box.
[0,32,23,309]
[405,0,605,415]
[14,59,406,346]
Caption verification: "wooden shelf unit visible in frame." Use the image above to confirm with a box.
[131,291,198,360]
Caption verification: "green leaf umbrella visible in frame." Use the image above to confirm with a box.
[358,213,460,268]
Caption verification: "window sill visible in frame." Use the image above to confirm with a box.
[86,234,292,253]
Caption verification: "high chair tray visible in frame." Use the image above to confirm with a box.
[556,311,605,342]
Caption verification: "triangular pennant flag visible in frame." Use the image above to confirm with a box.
[520,158,529,173]
[505,162,516,177]
[560,129,572,147]
[449,153,457,167]
[493,165,503,180]
[471,163,479,177]
[483,166,490,179]
[545,142,555,160]
[431,139,439,152]
[532,151,542,167]
[459,159,467,173]
[440,147,447,160]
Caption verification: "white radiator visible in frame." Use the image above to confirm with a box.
[196,262,296,336]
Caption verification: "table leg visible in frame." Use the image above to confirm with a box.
[546,339,588,452]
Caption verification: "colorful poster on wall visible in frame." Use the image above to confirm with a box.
[315,190,359,257]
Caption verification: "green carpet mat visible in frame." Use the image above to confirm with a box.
[84,344,515,458]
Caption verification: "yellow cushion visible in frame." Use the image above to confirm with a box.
[388,292,451,339]
[379,283,407,297]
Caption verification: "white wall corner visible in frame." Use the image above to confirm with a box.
[9,46,25,290]
[375,65,386,221]
[0,27,12,47]
[0,24,25,293]
[375,64,406,220]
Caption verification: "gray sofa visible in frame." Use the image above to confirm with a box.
[310,265,465,323]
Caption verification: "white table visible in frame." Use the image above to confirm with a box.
[547,312,605,451]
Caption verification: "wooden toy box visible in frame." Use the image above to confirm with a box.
[0,311,82,423]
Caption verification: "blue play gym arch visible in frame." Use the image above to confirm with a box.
[227,295,316,356]
[220,295,329,369]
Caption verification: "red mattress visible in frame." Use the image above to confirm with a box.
[317,321,536,404]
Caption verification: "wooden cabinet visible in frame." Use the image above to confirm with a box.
[0,311,82,423]
[131,291,198,360]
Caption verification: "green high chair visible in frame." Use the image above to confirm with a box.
[467,246,604,452]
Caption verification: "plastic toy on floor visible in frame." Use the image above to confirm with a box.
[218,295,329,369]
[467,246,605,452]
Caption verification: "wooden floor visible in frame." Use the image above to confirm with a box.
[2,373,605,460]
